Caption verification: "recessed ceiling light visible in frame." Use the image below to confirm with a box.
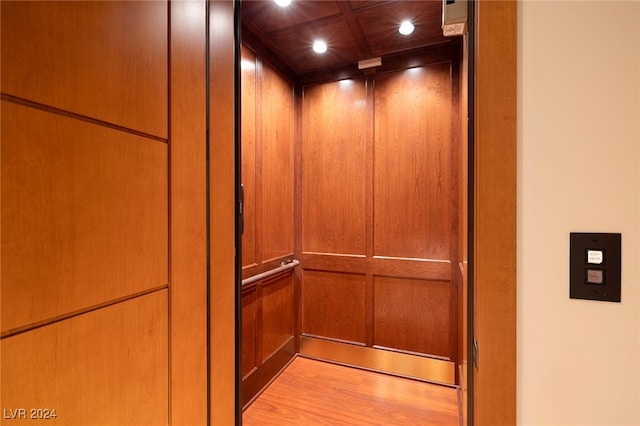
[313,40,327,54]
[274,0,291,7]
[399,20,415,35]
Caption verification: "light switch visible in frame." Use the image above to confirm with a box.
[585,269,604,285]
[570,233,621,302]
[586,250,604,265]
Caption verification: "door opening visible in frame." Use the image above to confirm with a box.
[233,0,475,424]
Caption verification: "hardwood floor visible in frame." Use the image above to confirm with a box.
[243,356,460,425]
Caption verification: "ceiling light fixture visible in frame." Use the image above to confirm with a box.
[399,20,415,35]
[274,0,291,7]
[312,40,327,54]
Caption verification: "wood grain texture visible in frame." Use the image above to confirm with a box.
[242,44,258,269]
[0,290,168,426]
[0,1,168,138]
[242,272,296,407]
[373,277,456,359]
[301,252,451,281]
[242,286,258,378]
[260,60,295,262]
[299,59,458,365]
[301,79,367,255]
[243,357,459,426]
[458,34,470,426]
[302,269,366,344]
[1,101,168,334]
[373,277,451,358]
[261,273,295,361]
[474,1,517,425]
[374,63,453,261]
[169,2,207,425]
[208,1,237,423]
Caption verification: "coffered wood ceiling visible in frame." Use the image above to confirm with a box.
[241,0,453,76]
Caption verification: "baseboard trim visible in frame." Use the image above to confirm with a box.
[299,336,456,386]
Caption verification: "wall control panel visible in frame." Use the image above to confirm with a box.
[570,233,621,302]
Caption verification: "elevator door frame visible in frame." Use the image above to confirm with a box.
[229,1,518,425]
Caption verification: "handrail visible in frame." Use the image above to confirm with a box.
[241,259,300,287]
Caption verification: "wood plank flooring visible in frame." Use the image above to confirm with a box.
[243,356,460,425]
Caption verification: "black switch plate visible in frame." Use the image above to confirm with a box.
[570,233,621,302]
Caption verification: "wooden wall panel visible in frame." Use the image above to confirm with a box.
[208,1,237,422]
[302,270,366,344]
[240,45,297,406]
[261,62,295,262]
[373,63,453,261]
[458,35,470,425]
[242,287,258,378]
[261,273,294,360]
[169,2,207,424]
[0,290,168,426]
[373,277,451,358]
[301,79,367,255]
[1,101,168,333]
[241,45,258,269]
[241,272,296,407]
[0,1,168,138]
[474,1,517,424]
[299,53,459,371]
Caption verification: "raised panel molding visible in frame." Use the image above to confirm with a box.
[373,276,451,359]
[302,270,367,345]
[298,54,459,368]
[260,61,295,263]
[301,79,367,255]
[241,272,296,408]
[261,274,294,360]
[242,287,258,378]
[373,63,453,261]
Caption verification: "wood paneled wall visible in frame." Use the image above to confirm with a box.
[208,1,238,423]
[1,2,208,424]
[169,2,208,424]
[242,272,295,405]
[240,43,296,406]
[473,1,517,424]
[300,57,460,364]
[241,44,295,276]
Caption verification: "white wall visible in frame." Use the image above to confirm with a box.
[518,1,640,425]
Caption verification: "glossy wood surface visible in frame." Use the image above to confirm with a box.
[241,45,258,268]
[473,2,517,424]
[0,1,168,138]
[374,63,453,261]
[299,56,459,364]
[1,101,168,334]
[302,270,367,344]
[302,79,367,255]
[240,44,297,406]
[241,46,295,276]
[458,34,470,426]
[0,291,168,426]
[260,61,295,263]
[261,274,295,360]
[374,277,450,358]
[243,357,459,426]
[241,272,296,407]
[242,287,259,378]
[169,2,207,424]
[208,1,237,423]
